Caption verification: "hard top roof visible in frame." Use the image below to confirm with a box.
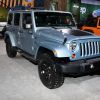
[9,5,72,14]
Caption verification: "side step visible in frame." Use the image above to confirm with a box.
[20,52,38,65]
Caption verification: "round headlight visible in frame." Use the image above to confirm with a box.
[70,42,77,51]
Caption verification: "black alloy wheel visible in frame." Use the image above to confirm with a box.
[6,38,17,58]
[38,53,64,89]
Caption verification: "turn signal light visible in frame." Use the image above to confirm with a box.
[72,54,76,59]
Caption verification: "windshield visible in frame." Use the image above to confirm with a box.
[34,12,75,27]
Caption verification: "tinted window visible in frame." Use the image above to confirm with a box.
[22,13,32,29]
[8,13,13,25]
[14,13,20,26]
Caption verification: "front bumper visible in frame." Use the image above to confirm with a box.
[56,57,100,74]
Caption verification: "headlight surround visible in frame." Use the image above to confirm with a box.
[70,42,77,52]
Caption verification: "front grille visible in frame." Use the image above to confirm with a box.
[80,41,100,57]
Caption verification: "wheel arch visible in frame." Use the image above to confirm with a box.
[35,46,70,64]
[4,31,17,47]
[36,46,54,61]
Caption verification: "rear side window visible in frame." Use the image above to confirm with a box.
[8,13,13,25]
[14,13,20,26]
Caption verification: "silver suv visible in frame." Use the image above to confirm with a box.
[4,6,100,89]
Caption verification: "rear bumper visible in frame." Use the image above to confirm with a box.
[56,57,100,74]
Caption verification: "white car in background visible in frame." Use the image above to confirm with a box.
[0,22,7,37]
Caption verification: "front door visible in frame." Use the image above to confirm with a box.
[20,13,34,55]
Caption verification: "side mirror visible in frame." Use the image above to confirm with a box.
[25,24,32,29]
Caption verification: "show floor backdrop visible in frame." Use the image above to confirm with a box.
[0,7,7,22]
[80,0,100,22]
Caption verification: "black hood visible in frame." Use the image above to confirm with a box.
[57,29,93,36]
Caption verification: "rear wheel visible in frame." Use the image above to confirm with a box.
[6,38,17,58]
[38,53,64,89]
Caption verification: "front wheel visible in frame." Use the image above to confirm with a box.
[6,39,17,58]
[38,53,64,89]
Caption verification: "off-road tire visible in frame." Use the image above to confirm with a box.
[6,38,17,58]
[38,53,64,89]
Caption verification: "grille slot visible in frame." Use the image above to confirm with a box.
[80,41,100,57]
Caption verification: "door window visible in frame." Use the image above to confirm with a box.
[22,13,32,29]
[8,13,13,25]
[14,13,20,26]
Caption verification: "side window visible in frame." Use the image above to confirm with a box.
[8,13,13,25]
[22,13,32,29]
[14,13,20,26]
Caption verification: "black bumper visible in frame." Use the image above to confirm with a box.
[56,57,100,74]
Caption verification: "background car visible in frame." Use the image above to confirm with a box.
[82,17,100,36]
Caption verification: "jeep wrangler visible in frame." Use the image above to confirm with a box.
[82,17,100,36]
[4,6,100,89]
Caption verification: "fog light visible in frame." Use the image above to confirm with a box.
[72,54,76,59]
